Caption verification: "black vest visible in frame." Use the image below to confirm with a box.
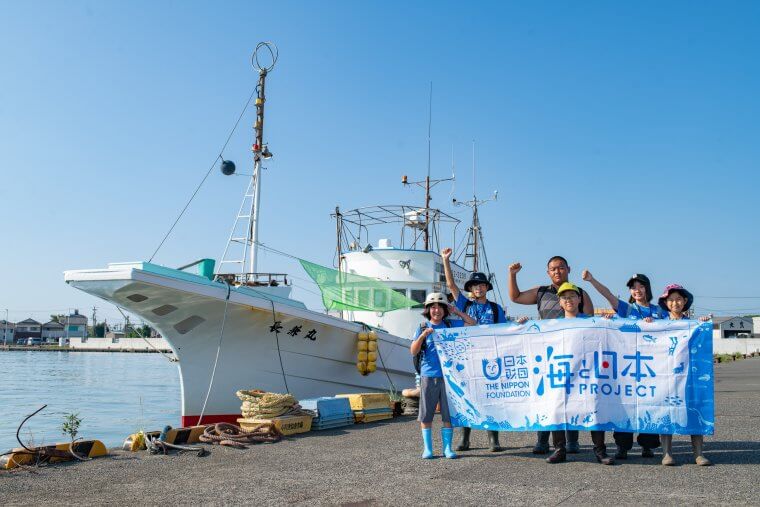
[537,285,587,319]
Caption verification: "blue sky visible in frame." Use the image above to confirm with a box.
[1,1,759,324]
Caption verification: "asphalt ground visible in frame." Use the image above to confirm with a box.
[1,358,759,506]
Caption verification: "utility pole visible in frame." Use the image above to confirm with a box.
[91,306,97,338]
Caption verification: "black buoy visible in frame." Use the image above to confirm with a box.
[220,160,236,175]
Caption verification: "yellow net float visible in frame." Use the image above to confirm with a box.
[357,340,368,352]
[367,351,377,362]
[366,361,376,373]
[367,331,377,341]
[358,332,369,341]
[367,341,377,352]
[356,361,368,374]
[358,351,368,362]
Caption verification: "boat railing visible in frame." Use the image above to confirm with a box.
[332,205,461,255]
[214,272,290,287]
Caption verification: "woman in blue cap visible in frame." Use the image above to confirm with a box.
[582,270,666,460]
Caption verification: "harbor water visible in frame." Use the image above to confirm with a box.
[0,351,180,452]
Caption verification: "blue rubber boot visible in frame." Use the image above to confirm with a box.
[421,428,434,459]
[441,428,457,459]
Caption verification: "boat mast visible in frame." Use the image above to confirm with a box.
[249,62,268,273]
[218,43,278,277]
[402,82,453,251]
[453,141,498,272]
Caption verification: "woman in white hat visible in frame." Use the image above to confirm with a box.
[410,292,475,459]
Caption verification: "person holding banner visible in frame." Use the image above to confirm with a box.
[544,282,614,465]
[410,292,476,459]
[657,284,713,466]
[508,257,593,454]
[581,270,664,460]
[441,247,506,453]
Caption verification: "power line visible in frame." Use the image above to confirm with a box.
[695,296,760,299]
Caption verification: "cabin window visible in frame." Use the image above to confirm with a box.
[373,290,387,309]
[410,289,426,306]
[358,289,370,308]
[343,288,355,305]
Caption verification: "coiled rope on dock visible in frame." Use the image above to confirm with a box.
[236,390,315,419]
[198,422,282,449]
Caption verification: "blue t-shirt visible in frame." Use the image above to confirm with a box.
[414,319,465,378]
[455,293,506,325]
[616,300,667,320]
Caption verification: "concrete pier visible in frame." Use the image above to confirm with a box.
[1,359,758,505]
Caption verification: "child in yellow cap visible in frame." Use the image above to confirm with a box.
[546,282,614,465]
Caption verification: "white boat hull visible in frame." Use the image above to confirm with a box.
[64,262,415,425]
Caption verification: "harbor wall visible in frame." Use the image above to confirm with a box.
[69,337,171,352]
[713,336,760,355]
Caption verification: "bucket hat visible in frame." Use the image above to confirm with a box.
[657,284,694,312]
[464,272,493,292]
[422,292,449,319]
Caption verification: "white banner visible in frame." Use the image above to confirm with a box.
[434,318,714,435]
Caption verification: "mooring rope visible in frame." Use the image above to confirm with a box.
[198,422,281,449]
[197,281,232,425]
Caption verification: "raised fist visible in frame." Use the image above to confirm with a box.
[508,262,522,274]
[441,247,453,261]
[582,269,593,281]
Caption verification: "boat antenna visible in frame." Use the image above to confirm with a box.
[427,81,432,181]
[452,140,498,273]
[401,82,453,250]
[218,42,278,277]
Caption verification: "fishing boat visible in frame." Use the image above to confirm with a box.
[64,44,486,426]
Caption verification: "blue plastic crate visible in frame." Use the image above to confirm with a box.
[312,417,355,430]
[301,397,353,419]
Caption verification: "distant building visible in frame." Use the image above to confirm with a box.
[62,309,88,338]
[105,330,125,339]
[0,320,14,344]
[41,321,65,343]
[717,317,754,338]
[15,319,41,343]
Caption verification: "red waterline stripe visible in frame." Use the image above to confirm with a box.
[182,413,240,426]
